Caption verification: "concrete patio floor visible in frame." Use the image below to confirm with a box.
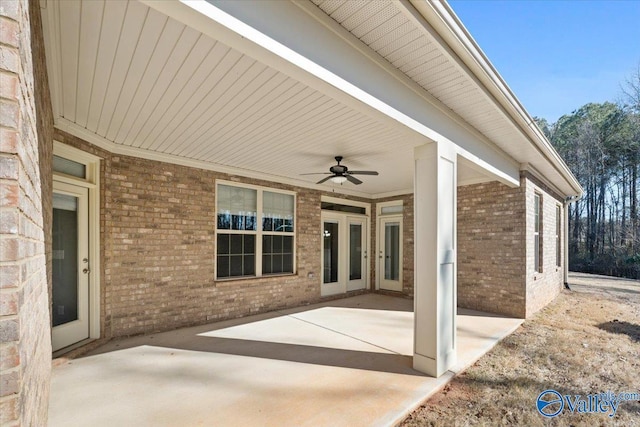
[49,294,522,427]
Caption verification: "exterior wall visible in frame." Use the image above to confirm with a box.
[457,174,565,318]
[457,181,527,317]
[524,173,565,316]
[52,134,567,342]
[0,0,52,425]
[55,130,374,338]
[371,194,414,296]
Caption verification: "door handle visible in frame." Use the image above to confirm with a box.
[83,268,90,274]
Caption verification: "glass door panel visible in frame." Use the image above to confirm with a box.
[52,182,89,351]
[347,219,366,291]
[53,193,79,326]
[323,221,339,284]
[379,217,402,292]
[349,224,362,280]
[384,222,400,281]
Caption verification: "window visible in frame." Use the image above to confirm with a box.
[53,155,86,178]
[216,183,295,279]
[321,202,366,215]
[534,193,542,273]
[380,205,403,215]
[556,205,561,267]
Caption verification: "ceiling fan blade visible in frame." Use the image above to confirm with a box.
[348,171,378,175]
[316,175,334,184]
[300,172,331,176]
[345,175,363,185]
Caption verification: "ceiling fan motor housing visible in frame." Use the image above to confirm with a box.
[330,165,347,175]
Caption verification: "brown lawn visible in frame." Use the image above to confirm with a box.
[402,272,640,426]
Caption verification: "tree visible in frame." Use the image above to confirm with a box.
[548,99,639,278]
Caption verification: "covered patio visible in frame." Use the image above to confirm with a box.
[49,294,522,426]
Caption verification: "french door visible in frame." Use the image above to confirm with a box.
[378,216,402,292]
[52,181,90,351]
[321,213,367,296]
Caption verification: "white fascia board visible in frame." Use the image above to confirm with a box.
[142,0,519,186]
[413,0,583,197]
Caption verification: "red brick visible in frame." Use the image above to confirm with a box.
[0,394,18,424]
[0,17,19,48]
[0,290,18,315]
[0,45,18,74]
[0,99,18,128]
[0,156,17,179]
[0,209,18,234]
[0,71,17,100]
[0,318,18,341]
[0,128,18,152]
[0,343,20,370]
[0,236,19,261]
[0,265,18,288]
[0,181,18,206]
[0,369,19,396]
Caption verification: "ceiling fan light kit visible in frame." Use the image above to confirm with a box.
[301,156,379,186]
[330,176,348,184]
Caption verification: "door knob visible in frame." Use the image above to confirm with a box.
[83,268,90,274]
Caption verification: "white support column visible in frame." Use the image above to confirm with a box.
[413,141,457,377]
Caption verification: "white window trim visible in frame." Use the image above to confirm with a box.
[534,193,542,274]
[376,199,403,216]
[555,204,561,268]
[53,141,101,340]
[215,180,296,280]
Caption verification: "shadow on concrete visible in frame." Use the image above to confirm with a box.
[152,337,424,376]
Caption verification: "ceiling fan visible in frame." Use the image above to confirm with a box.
[301,156,379,185]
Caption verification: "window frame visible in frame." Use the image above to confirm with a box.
[215,180,296,280]
[555,204,561,267]
[534,193,543,273]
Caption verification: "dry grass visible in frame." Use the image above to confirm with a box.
[402,273,640,426]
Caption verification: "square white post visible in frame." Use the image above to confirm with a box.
[413,141,457,377]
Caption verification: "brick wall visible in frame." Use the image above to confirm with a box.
[524,173,564,316]
[457,175,565,319]
[0,0,52,425]
[457,181,527,317]
[52,135,568,341]
[53,130,422,338]
[55,130,331,338]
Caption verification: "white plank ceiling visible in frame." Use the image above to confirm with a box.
[44,0,510,196]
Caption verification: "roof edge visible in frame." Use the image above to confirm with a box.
[412,0,583,196]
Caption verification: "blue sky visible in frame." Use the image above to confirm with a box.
[449,0,640,123]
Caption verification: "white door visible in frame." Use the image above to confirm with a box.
[379,217,402,292]
[52,182,89,351]
[347,218,367,291]
[322,214,368,296]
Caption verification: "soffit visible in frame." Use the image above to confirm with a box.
[310,0,558,187]
[44,0,441,197]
